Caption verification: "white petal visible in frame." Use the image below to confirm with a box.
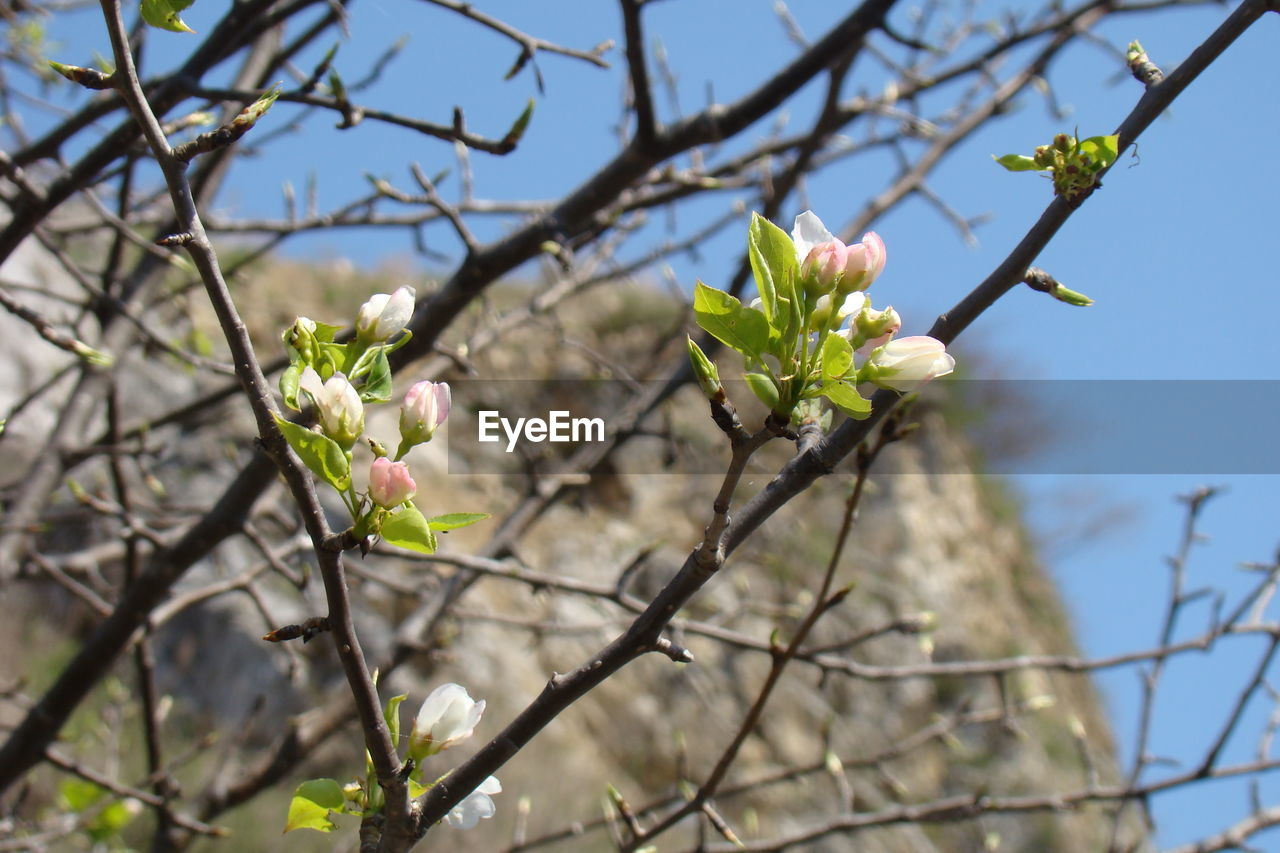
[298,366,324,402]
[446,793,495,829]
[791,210,834,258]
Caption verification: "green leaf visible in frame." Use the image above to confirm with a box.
[820,381,872,419]
[820,333,853,381]
[1078,134,1119,169]
[993,153,1042,172]
[384,693,407,749]
[380,505,438,553]
[692,281,770,359]
[747,213,798,325]
[285,778,345,833]
[87,798,138,841]
[743,372,780,411]
[425,512,490,531]
[140,0,195,32]
[280,363,301,410]
[59,778,104,811]
[312,321,342,343]
[502,98,536,147]
[273,414,351,491]
[328,69,348,103]
[359,349,392,403]
[317,341,354,376]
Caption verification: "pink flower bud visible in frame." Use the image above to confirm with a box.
[399,380,451,449]
[839,232,886,293]
[801,240,852,296]
[369,457,416,508]
[356,286,415,342]
[864,336,954,391]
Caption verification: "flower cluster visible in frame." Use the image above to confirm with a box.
[409,684,501,830]
[286,682,500,835]
[690,210,954,425]
[275,287,473,555]
[792,212,954,394]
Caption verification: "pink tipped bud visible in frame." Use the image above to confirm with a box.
[800,240,850,297]
[369,457,416,508]
[839,232,887,293]
[399,381,451,451]
[863,336,955,391]
[356,286,415,343]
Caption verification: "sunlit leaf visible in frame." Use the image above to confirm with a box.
[140,0,195,33]
[380,505,438,553]
[693,281,769,359]
[820,333,853,381]
[744,372,779,411]
[820,381,872,419]
[425,512,490,531]
[273,414,351,491]
[993,153,1041,172]
[285,778,345,833]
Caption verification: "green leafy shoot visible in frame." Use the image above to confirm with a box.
[995,132,1121,201]
[502,99,536,148]
[230,85,282,131]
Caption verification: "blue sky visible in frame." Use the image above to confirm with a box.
[31,1,1280,847]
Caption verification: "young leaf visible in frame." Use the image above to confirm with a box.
[87,799,138,842]
[820,381,872,419]
[280,364,301,410]
[748,213,799,323]
[380,505,439,553]
[743,372,780,411]
[285,778,346,833]
[1079,134,1119,169]
[425,512,490,531]
[993,153,1042,172]
[229,85,282,131]
[693,282,769,359]
[273,414,352,491]
[312,321,342,343]
[820,333,853,381]
[359,349,393,403]
[502,99,536,147]
[384,693,407,749]
[140,0,196,32]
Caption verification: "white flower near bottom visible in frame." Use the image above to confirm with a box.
[445,776,502,830]
[409,683,485,761]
